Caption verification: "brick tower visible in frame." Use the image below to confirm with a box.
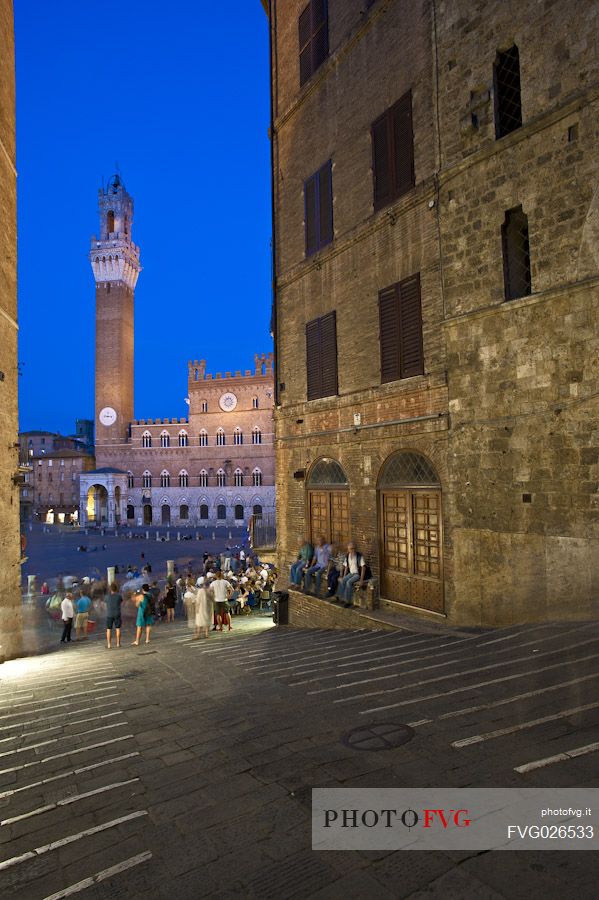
[90,174,141,454]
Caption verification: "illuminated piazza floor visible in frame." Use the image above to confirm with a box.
[1,612,598,897]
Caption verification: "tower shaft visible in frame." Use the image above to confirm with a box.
[90,174,141,449]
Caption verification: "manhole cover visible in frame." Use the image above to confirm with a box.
[342,722,415,751]
[119,671,141,680]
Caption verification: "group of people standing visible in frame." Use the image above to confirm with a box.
[53,549,279,650]
[290,536,369,607]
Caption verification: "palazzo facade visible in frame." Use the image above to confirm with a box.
[80,176,274,528]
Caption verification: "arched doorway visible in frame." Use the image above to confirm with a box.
[378,451,443,614]
[126,504,135,520]
[200,503,209,520]
[86,485,108,524]
[143,504,153,525]
[216,504,226,521]
[306,458,350,549]
[161,504,171,525]
[234,504,244,521]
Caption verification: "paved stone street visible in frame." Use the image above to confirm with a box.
[21,526,248,591]
[0,616,598,899]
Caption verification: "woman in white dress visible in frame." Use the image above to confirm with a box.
[183,578,197,632]
[193,576,213,639]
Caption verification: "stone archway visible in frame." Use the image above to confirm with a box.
[86,484,108,524]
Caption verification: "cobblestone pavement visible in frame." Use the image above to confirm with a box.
[0,616,598,899]
[21,525,248,592]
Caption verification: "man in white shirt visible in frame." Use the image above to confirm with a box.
[335,542,366,607]
[212,570,232,632]
[60,592,75,644]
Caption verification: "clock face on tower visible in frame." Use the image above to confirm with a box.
[99,406,117,426]
[219,392,238,412]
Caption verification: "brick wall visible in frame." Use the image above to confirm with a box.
[287,588,401,632]
[95,281,134,445]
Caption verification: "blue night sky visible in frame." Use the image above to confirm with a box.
[15,1,271,435]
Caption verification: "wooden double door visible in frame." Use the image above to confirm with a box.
[380,489,443,613]
[308,490,350,550]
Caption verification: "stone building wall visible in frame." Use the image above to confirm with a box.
[31,451,95,521]
[0,0,22,658]
[272,0,449,614]
[436,0,599,625]
[269,0,599,627]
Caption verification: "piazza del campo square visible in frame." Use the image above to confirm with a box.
[0,1,599,898]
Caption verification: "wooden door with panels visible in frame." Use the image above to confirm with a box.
[306,458,351,551]
[378,452,444,614]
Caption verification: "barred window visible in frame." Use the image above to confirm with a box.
[502,206,531,300]
[494,45,522,139]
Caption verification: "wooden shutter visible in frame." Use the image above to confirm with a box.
[318,161,333,248]
[299,4,312,86]
[299,0,328,87]
[306,318,322,400]
[319,311,338,397]
[379,285,401,383]
[372,112,392,208]
[392,91,415,198]
[311,0,329,73]
[304,173,318,256]
[398,274,424,378]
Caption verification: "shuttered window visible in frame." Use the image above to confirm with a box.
[378,274,424,382]
[299,0,329,87]
[306,311,338,400]
[304,160,333,256]
[371,91,414,210]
